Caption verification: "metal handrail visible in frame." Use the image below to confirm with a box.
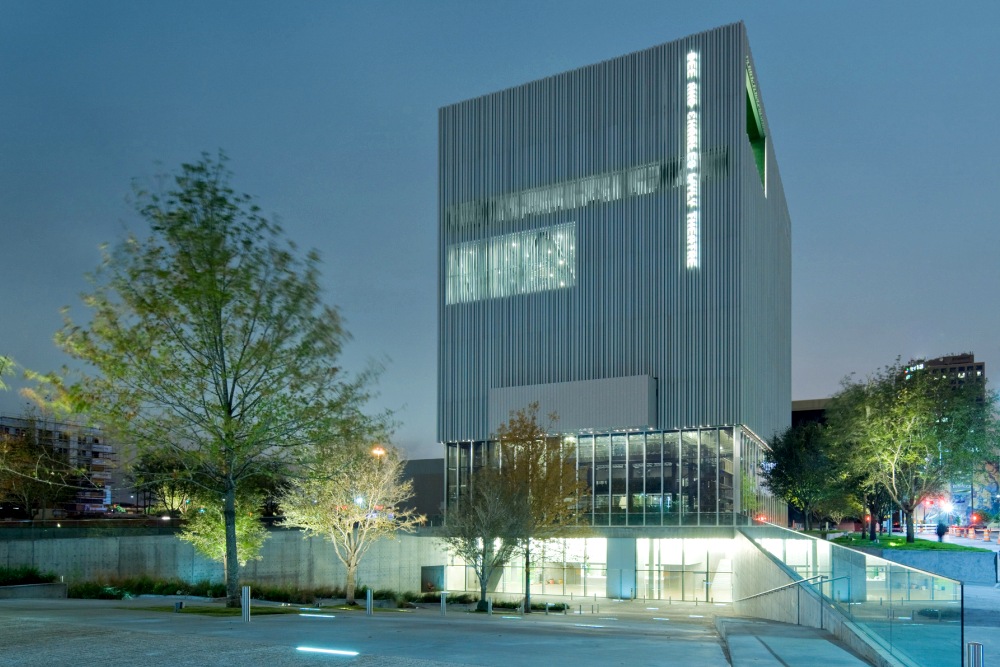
[734,574,827,603]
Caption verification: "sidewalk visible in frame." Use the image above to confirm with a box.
[921,530,1000,553]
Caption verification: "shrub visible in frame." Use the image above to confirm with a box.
[397,591,420,603]
[0,566,58,587]
[63,576,350,604]
[68,582,125,599]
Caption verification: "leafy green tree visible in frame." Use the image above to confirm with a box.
[763,422,847,530]
[179,491,269,569]
[48,154,377,605]
[0,355,14,392]
[442,466,528,610]
[495,403,588,612]
[280,441,423,604]
[827,360,991,542]
[0,420,79,519]
[130,450,195,515]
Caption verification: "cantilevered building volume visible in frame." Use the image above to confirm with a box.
[438,22,789,597]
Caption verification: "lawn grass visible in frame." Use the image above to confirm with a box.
[831,534,992,552]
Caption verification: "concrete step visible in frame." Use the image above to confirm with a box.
[717,617,873,667]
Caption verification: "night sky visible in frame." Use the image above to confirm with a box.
[2,2,998,459]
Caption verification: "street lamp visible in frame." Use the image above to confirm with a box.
[371,445,386,459]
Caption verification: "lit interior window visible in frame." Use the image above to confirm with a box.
[446,222,576,304]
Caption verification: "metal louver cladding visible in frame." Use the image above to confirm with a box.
[438,21,790,449]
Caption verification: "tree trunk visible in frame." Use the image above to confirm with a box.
[223,486,241,607]
[905,507,915,543]
[477,544,492,611]
[346,562,357,605]
[523,542,531,613]
[803,506,812,532]
[867,501,877,541]
[477,571,490,612]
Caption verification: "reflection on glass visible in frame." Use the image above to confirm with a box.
[681,431,699,525]
[719,428,734,518]
[611,435,627,524]
[700,429,718,524]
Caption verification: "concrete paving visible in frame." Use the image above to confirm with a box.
[0,596,734,667]
[3,585,995,667]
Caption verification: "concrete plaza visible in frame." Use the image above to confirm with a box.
[0,595,883,667]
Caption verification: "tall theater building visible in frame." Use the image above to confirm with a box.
[438,22,790,600]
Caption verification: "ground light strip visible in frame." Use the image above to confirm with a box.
[297,647,359,657]
[299,613,336,619]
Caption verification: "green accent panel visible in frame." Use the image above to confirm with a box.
[745,83,766,189]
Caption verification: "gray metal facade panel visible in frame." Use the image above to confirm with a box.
[487,375,656,435]
[438,22,790,444]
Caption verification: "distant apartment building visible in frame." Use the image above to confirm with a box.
[912,354,993,519]
[0,415,116,514]
[915,353,987,395]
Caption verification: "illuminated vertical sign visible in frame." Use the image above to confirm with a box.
[684,50,700,269]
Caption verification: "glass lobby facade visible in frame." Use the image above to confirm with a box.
[444,536,737,603]
[445,424,785,527]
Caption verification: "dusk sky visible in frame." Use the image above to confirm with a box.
[2,2,998,460]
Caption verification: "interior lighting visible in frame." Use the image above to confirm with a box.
[296,647,359,657]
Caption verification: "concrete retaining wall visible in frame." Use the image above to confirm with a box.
[857,547,997,585]
[0,583,68,599]
[0,529,452,593]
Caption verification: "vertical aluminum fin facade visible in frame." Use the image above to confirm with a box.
[438,22,790,446]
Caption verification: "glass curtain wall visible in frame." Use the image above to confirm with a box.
[444,425,786,527]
